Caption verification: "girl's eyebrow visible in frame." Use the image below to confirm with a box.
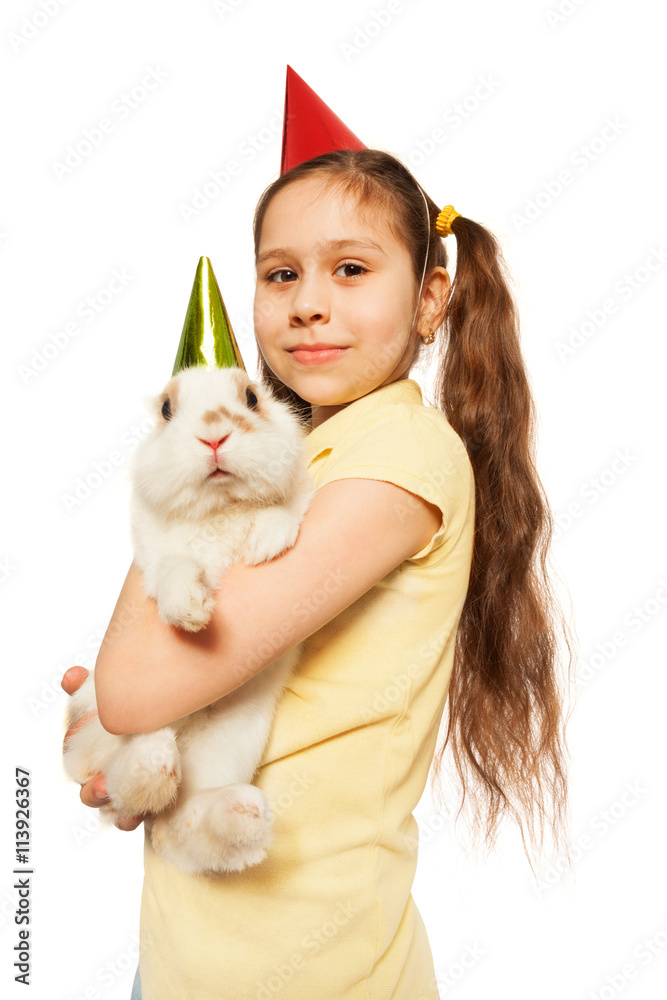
[256,238,386,267]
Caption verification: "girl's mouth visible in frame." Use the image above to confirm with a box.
[289,347,349,366]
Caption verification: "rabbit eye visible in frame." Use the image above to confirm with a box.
[245,386,259,411]
[161,397,172,421]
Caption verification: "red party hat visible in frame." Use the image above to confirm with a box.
[280,65,366,175]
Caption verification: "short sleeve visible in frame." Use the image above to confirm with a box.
[313,402,472,561]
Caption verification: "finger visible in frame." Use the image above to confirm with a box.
[61,665,89,695]
[80,775,109,808]
[114,814,145,832]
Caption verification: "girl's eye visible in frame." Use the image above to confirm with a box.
[266,269,297,283]
[265,262,367,282]
[335,263,366,278]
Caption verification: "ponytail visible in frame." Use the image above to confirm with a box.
[431,216,576,875]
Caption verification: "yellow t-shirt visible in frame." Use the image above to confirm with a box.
[138,377,475,1000]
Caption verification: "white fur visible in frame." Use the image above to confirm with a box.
[64,367,313,873]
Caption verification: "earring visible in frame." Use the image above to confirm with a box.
[420,331,435,344]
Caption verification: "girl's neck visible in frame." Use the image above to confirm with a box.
[309,401,345,430]
[309,376,411,430]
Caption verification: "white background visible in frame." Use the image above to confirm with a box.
[2,1,666,998]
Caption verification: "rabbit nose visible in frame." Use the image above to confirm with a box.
[198,435,229,454]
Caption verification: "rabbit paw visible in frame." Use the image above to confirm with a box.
[105,730,181,817]
[156,572,216,632]
[149,783,274,874]
[202,783,274,872]
[243,508,300,566]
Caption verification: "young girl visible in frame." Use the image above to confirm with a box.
[63,148,573,1000]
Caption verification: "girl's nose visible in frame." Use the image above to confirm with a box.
[288,273,330,326]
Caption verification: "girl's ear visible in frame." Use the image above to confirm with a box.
[420,267,451,333]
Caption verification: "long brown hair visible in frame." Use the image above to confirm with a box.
[252,149,576,877]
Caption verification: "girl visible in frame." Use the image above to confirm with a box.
[63,148,574,1000]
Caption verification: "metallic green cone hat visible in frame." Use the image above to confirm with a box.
[171,256,246,375]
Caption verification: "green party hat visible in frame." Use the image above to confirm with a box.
[171,256,246,375]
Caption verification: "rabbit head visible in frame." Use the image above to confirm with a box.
[130,367,308,520]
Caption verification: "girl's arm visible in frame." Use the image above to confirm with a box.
[94,477,441,736]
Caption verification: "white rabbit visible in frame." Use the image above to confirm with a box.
[64,366,314,874]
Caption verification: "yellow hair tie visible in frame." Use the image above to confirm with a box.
[435,205,461,237]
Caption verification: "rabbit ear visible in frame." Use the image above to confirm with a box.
[140,392,168,421]
[139,393,157,412]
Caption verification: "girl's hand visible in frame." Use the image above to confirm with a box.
[61,665,145,831]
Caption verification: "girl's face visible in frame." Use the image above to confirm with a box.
[253,175,423,425]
